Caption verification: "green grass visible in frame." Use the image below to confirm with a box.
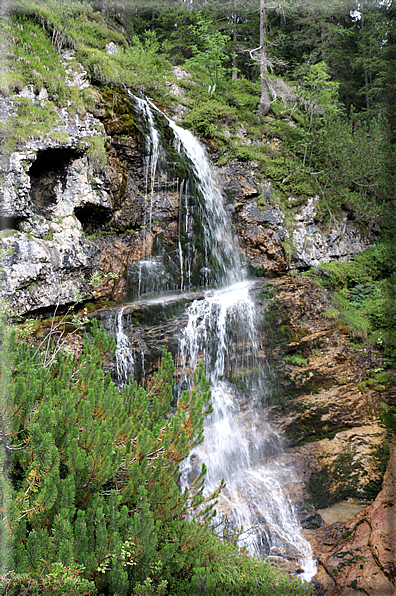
[310,244,391,289]
[322,308,339,321]
[284,353,309,367]
[305,242,396,358]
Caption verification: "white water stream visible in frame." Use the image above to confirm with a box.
[114,309,134,387]
[168,118,243,286]
[179,282,316,580]
[116,97,316,581]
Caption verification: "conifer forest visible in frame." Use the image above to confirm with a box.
[0,0,395,594]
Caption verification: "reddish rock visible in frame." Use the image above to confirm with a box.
[309,447,396,595]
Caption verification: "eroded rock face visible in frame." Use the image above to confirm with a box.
[0,92,113,314]
[215,161,288,273]
[1,216,96,313]
[299,425,388,508]
[308,447,396,596]
[291,197,375,270]
[256,276,392,592]
[0,75,379,317]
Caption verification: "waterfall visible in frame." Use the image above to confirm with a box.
[114,96,316,582]
[134,95,160,228]
[114,308,134,387]
[168,119,243,286]
[179,282,316,580]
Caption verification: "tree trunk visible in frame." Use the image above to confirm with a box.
[232,1,238,81]
[259,0,270,114]
[101,0,108,17]
[361,1,371,110]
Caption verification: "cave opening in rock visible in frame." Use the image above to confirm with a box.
[74,204,111,234]
[28,148,81,217]
[0,216,22,231]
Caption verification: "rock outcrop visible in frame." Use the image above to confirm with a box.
[0,90,112,313]
[256,275,393,593]
[216,161,289,273]
[291,197,376,270]
[308,446,396,596]
[0,64,378,317]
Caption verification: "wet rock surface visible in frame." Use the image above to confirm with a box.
[0,73,377,317]
[256,275,393,594]
[307,446,396,596]
[1,62,393,595]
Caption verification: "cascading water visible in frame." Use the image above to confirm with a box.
[134,94,161,235]
[178,282,316,580]
[113,309,134,387]
[167,118,243,286]
[114,96,316,581]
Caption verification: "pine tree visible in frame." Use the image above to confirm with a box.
[0,319,214,594]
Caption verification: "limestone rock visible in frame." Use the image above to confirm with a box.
[105,42,119,55]
[291,197,375,269]
[1,216,97,313]
[172,66,192,80]
[0,95,17,122]
[0,97,108,313]
[61,50,90,90]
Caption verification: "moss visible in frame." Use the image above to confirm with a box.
[259,284,277,300]
[285,399,351,445]
[306,443,390,508]
[306,452,358,508]
[101,88,138,137]
[364,444,390,500]
[84,302,99,313]
[119,165,127,200]
[284,353,309,367]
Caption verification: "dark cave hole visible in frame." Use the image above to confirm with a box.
[0,216,23,231]
[74,204,112,234]
[28,148,82,217]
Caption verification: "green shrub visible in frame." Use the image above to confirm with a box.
[284,353,309,367]
[0,320,312,596]
[183,99,237,138]
[313,244,390,289]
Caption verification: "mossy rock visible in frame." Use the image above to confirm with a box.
[101,87,137,137]
[306,444,390,508]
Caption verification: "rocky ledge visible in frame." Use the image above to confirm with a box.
[308,445,396,596]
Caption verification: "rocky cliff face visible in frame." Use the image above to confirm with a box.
[308,446,396,596]
[0,57,376,316]
[256,276,394,595]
